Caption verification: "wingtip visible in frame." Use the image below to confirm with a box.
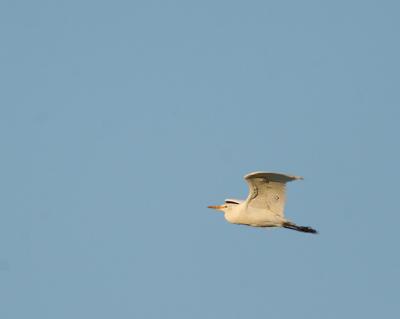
[244,171,304,182]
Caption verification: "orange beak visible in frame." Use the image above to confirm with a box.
[207,205,225,211]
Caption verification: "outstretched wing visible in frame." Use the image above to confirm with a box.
[244,172,303,217]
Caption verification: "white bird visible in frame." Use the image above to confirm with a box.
[208,171,317,234]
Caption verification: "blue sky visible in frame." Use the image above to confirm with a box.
[1,1,399,318]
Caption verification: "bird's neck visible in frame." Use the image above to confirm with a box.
[224,208,242,224]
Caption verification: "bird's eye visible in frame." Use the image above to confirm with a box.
[275,195,280,201]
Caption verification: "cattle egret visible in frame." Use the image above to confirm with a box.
[208,172,317,234]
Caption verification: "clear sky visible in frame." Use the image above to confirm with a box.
[1,1,399,318]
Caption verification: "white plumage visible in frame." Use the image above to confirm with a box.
[208,171,317,234]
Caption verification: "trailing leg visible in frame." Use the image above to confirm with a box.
[283,221,318,234]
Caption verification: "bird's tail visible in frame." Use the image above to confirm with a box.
[283,221,318,234]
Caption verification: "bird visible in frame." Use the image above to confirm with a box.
[208,171,317,234]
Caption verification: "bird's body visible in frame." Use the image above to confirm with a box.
[223,204,286,227]
[208,171,317,234]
